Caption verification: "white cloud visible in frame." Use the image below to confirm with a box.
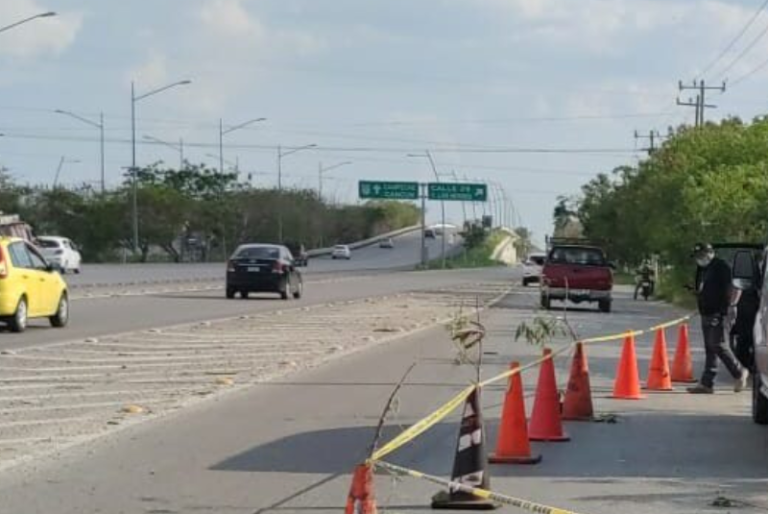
[198,0,264,38]
[127,51,170,90]
[0,0,82,59]
[468,0,752,55]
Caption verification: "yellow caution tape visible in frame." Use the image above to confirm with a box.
[370,312,697,461]
[369,384,476,462]
[375,460,587,514]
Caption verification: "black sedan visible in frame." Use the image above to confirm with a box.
[226,244,303,300]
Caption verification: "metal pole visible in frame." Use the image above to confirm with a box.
[425,150,445,269]
[179,138,184,169]
[131,81,139,253]
[277,145,283,243]
[99,112,105,193]
[54,156,64,188]
[219,118,224,174]
[422,191,428,265]
[318,161,323,199]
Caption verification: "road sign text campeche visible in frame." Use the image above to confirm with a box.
[358,181,419,200]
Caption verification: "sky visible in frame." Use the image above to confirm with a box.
[2,0,768,244]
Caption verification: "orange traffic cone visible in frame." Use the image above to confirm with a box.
[646,328,673,391]
[528,349,570,442]
[671,324,697,383]
[612,334,645,400]
[562,342,594,421]
[345,464,378,514]
[489,362,542,464]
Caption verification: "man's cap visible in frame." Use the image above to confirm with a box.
[691,242,713,257]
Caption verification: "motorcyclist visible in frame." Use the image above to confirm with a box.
[634,259,655,299]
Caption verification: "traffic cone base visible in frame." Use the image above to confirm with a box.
[612,335,646,400]
[672,324,697,383]
[562,342,594,421]
[528,348,570,442]
[488,362,542,465]
[431,490,499,510]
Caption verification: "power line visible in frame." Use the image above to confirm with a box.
[715,13,768,80]
[677,80,724,126]
[0,132,639,155]
[698,0,768,79]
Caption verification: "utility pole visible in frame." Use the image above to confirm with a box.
[634,129,662,155]
[678,80,724,127]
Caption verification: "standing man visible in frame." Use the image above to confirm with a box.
[688,243,749,394]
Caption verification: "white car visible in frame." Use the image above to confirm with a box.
[37,236,82,274]
[379,238,394,249]
[522,253,546,286]
[331,245,352,260]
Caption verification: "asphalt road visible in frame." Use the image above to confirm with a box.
[0,230,460,351]
[63,230,455,287]
[3,277,766,514]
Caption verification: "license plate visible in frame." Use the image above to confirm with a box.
[572,290,589,296]
[247,267,261,272]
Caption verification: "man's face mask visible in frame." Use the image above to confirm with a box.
[696,254,713,267]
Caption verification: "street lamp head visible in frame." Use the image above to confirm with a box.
[40,12,57,17]
[54,109,65,114]
[179,80,192,85]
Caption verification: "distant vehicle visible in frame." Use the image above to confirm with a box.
[522,253,546,286]
[332,245,352,260]
[285,242,309,267]
[36,236,82,274]
[0,236,69,332]
[541,240,614,313]
[379,238,394,249]
[424,228,436,239]
[0,213,35,243]
[226,244,303,300]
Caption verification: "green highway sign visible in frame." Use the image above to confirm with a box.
[358,180,419,200]
[428,182,487,201]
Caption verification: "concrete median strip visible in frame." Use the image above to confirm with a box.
[0,281,509,472]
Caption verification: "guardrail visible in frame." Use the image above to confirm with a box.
[306,225,421,257]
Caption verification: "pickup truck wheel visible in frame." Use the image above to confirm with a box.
[599,300,612,313]
[540,295,551,310]
[753,373,768,425]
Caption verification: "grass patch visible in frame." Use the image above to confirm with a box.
[418,230,508,270]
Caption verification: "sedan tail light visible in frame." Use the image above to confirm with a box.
[272,261,284,273]
[0,247,7,279]
[55,249,64,256]
[226,260,236,273]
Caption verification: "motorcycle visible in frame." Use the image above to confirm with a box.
[634,276,654,301]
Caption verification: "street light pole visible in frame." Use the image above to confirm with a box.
[318,160,352,200]
[130,78,192,253]
[276,144,316,243]
[55,109,106,193]
[53,156,80,188]
[144,135,184,169]
[0,11,56,35]
[219,117,266,174]
[424,150,446,269]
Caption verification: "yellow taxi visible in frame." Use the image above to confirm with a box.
[0,237,69,332]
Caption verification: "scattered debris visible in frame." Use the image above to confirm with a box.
[215,377,234,386]
[122,405,145,414]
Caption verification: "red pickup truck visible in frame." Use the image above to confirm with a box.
[540,242,614,313]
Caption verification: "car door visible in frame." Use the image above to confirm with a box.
[26,243,58,315]
[7,241,41,317]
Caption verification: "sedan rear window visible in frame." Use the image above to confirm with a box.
[549,247,606,266]
[37,239,60,249]
[235,247,280,259]
[529,256,545,266]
